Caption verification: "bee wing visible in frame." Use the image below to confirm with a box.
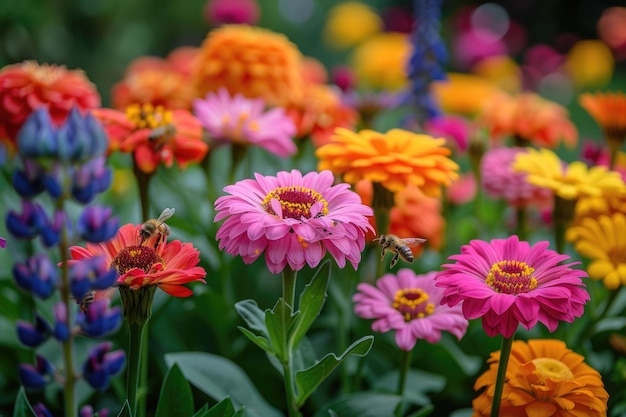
[402,237,427,247]
[158,208,175,222]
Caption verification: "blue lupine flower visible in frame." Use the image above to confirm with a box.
[39,210,65,248]
[69,256,118,301]
[82,342,125,391]
[53,303,71,342]
[6,200,48,241]
[33,403,54,417]
[80,404,109,417]
[13,254,59,299]
[77,299,122,338]
[77,206,119,243]
[12,159,47,198]
[17,314,52,347]
[71,156,112,204]
[19,355,55,389]
[16,108,57,159]
[57,108,109,162]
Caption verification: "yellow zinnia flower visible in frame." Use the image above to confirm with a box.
[567,213,626,289]
[472,339,608,417]
[513,148,626,200]
[192,24,304,107]
[323,1,382,49]
[316,127,459,196]
[565,40,614,89]
[351,32,411,91]
[432,73,503,116]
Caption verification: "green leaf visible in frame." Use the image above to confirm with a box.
[155,363,195,417]
[265,298,296,362]
[116,400,132,417]
[164,352,283,417]
[313,393,401,417]
[13,387,36,417]
[295,336,374,406]
[406,405,435,417]
[237,326,272,353]
[235,300,269,336]
[290,260,331,351]
[191,404,209,417]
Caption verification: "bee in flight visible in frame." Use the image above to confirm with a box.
[374,234,427,268]
[77,291,95,313]
[148,124,176,143]
[139,208,175,248]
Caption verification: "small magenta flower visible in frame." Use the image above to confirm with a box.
[193,88,297,157]
[0,236,5,248]
[353,269,468,350]
[82,342,125,391]
[33,403,54,417]
[80,405,109,417]
[77,299,122,338]
[19,355,55,389]
[17,314,52,347]
[13,254,59,299]
[77,205,119,243]
[435,235,590,338]
[214,169,374,274]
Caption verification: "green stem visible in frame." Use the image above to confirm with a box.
[127,321,147,417]
[515,206,527,241]
[552,195,577,254]
[137,322,149,417]
[133,159,153,221]
[490,336,514,417]
[372,182,394,279]
[230,144,247,185]
[281,267,300,417]
[282,267,297,310]
[394,349,413,417]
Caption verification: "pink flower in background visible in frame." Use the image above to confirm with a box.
[481,147,553,207]
[204,0,260,25]
[354,270,468,351]
[424,115,470,153]
[193,88,297,157]
[214,169,374,274]
[446,172,477,205]
[435,235,589,338]
[0,237,6,248]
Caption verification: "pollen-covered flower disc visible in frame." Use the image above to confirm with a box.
[214,169,374,274]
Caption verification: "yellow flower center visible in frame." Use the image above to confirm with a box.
[392,288,434,321]
[262,186,329,220]
[485,260,538,295]
[531,358,575,383]
[125,103,173,130]
[111,245,164,275]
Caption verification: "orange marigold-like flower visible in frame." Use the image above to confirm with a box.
[316,128,459,196]
[192,24,304,108]
[0,61,100,152]
[580,91,626,147]
[432,73,503,116]
[92,104,207,174]
[479,92,578,148]
[472,339,608,417]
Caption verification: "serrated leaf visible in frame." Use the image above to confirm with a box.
[295,336,373,406]
[13,387,36,417]
[265,298,296,362]
[235,300,269,336]
[313,393,401,417]
[155,363,195,417]
[290,261,330,351]
[237,326,272,353]
[116,400,132,417]
[164,352,283,417]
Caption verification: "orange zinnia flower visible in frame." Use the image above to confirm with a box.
[472,339,608,417]
[0,61,100,152]
[479,92,578,148]
[92,104,207,174]
[580,91,626,151]
[316,128,459,196]
[69,223,206,298]
[192,25,304,108]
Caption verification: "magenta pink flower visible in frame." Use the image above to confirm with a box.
[435,235,589,338]
[481,147,553,208]
[354,270,468,351]
[424,115,470,153]
[193,87,297,157]
[214,169,374,274]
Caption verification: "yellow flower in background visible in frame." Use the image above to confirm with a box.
[513,148,626,200]
[565,40,614,89]
[432,73,503,116]
[351,33,411,91]
[471,55,522,93]
[472,339,608,417]
[323,1,382,49]
[316,127,459,196]
[567,213,626,289]
[192,25,304,107]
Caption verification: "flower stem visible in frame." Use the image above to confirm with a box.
[133,160,153,221]
[281,267,300,417]
[282,266,297,310]
[552,195,576,254]
[127,321,147,417]
[515,206,527,241]
[394,349,413,417]
[490,335,514,417]
[372,182,394,279]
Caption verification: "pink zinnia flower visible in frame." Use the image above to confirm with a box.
[354,270,468,351]
[481,147,553,208]
[193,88,297,157]
[435,235,589,338]
[214,169,374,274]
[424,115,470,153]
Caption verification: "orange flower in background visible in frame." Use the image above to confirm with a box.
[479,92,578,148]
[0,61,100,152]
[432,73,503,116]
[323,1,382,50]
[580,92,626,146]
[92,104,207,174]
[317,128,459,196]
[357,180,444,256]
[472,339,608,417]
[192,24,304,107]
[351,32,411,91]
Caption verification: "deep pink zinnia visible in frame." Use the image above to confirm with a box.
[435,235,589,338]
[214,169,374,274]
[353,270,468,351]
